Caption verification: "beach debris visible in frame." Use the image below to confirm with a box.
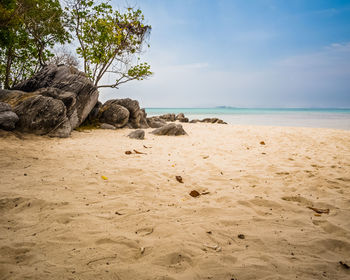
[135,227,154,236]
[189,190,200,197]
[125,150,132,155]
[238,234,245,239]
[339,261,350,269]
[140,247,145,254]
[206,231,212,234]
[128,129,145,140]
[115,211,123,215]
[260,141,266,145]
[307,206,330,214]
[203,155,209,159]
[204,244,222,252]
[86,255,117,266]
[201,191,210,195]
[101,175,108,180]
[176,176,184,183]
[134,149,146,154]
[143,145,151,148]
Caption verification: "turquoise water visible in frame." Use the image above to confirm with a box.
[145,108,350,130]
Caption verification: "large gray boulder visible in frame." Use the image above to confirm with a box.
[100,98,148,129]
[12,64,99,129]
[147,116,167,128]
[99,102,130,128]
[0,88,74,137]
[14,95,71,137]
[151,123,187,136]
[0,102,19,130]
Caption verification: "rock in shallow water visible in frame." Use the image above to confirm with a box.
[151,123,187,136]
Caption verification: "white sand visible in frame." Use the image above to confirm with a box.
[1,123,350,280]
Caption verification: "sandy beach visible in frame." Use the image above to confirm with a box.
[1,123,350,280]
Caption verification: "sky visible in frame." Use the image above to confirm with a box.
[101,0,350,108]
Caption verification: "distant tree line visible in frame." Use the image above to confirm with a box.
[0,0,152,89]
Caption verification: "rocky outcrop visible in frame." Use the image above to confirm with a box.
[151,123,187,136]
[99,102,130,128]
[14,95,71,137]
[128,129,145,139]
[146,116,167,128]
[0,65,99,137]
[98,98,148,129]
[190,118,227,124]
[175,113,189,123]
[0,102,19,130]
[159,113,176,122]
[12,64,99,129]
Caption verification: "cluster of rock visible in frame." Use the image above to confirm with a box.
[190,118,227,124]
[0,65,154,137]
[154,113,226,125]
[0,65,99,137]
[0,64,225,138]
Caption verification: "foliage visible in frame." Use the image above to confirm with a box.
[0,0,70,89]
[67,0,152,88]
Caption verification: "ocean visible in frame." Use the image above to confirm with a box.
[145,108,350,130]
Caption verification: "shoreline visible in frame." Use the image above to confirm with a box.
[1,123,350,279]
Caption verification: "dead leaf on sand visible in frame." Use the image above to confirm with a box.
[176,176,184,183]
[134,149,146,154]
[340,261,350,269]
[260,141,266,145]
[189,190,200,197]
[125,151,132,155]
[307,206,330,214]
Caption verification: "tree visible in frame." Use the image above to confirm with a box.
[0,0,70,89]
[67,0,152,88]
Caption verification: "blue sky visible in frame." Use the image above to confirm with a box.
[102,0,350,108]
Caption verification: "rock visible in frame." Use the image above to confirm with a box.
[146,117,167,128]
[99,102,130,128]
[139,109,149,129]
[159,113,176,122]
[128,129,145,139]
[189,119,200,123]
[13,95,71,137]
[189,118,227,124]
[201,118,227,124]
[175,113,185,120]
[0,88,74,137]
[178,117,189,123]
[12,64,99,129]
[151,123,187,136]
[0,102,19,130]
[86,101,102,123]
[100,98,148,129]
[100,123,116,130]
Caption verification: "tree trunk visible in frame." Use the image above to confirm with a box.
[4,47,13,89]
